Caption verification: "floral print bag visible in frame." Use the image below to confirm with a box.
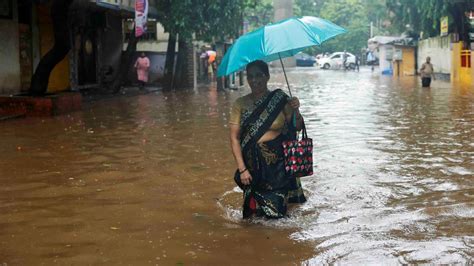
[282,121,313,178]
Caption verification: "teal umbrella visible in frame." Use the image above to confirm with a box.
[217,16,346,96]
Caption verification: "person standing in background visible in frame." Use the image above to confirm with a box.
[355,55,360,72]
[420,56,435,88]
[134,52,150,89]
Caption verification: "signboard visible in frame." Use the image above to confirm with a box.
[135,0,149,37]
[440,16,448,36]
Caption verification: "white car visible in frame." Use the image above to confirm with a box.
[318,52,356,70]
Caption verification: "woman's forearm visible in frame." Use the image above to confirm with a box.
[230,137,246,171]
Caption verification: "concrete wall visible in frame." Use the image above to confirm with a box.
[148,53,165,81]
[0,1,21,95]
[379,45,393,72]
[136,41,168,53]
[126,23,171,53]
[417,35,451,75]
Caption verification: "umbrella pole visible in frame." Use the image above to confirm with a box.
[278,53,292,97]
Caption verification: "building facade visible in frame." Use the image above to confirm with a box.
[0,0,160,95]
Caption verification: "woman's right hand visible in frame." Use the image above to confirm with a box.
[240,170,253,186]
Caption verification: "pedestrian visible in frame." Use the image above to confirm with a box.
[207,61,214,80]
[229,60,306,219]
[207,50,216,81]
[367,51,375,72]
[342,50,348,70]
[420,56,435,88]
[200,49,209,81]
[355,55,360,72]
[134,52,150,89]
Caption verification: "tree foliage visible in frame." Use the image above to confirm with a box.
[317,0,369,54]
[157,1,251,89]
[293,0,324,17]
[386,0,474,40]
[243,0,273,32]
[241,0,375,55]
[293,0,384,55]
[157,0,250,42]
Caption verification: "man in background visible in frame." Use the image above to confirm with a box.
[420,56,435,88]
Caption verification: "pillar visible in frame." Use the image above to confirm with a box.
[274,0,296,67]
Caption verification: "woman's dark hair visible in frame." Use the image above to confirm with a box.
[246,60,269,78]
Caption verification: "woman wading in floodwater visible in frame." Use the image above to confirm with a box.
[229,60,306,219]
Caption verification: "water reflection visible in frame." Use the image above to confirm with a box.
[0,68,473,264]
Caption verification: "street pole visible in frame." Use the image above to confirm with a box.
[370,21,373,38]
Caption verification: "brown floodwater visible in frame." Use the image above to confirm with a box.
[0,67,473,265]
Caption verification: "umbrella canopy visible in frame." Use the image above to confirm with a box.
[217,16,346,77]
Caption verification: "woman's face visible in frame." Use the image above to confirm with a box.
[247,65,269,93]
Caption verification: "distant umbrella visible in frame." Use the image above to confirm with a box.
[206,50,216,63]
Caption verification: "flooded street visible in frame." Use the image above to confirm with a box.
[1,67,473,264]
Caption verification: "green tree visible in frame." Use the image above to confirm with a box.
[293,0,374,56]
[288,0,396,56]
[293,0,324,17]
[243,0,273,32]
[157,0,247,89]
[319,0,369,54]
[386,0,474,40]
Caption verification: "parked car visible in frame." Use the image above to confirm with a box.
[295,52,317,67]
[318,52,356,69]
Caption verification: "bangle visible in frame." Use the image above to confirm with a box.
[239,168,248,174]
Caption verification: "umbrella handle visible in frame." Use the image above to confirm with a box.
[278,53,292,98]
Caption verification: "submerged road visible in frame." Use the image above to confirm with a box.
[0,67,473,264]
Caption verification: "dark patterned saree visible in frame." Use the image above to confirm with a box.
[234,89,306,219]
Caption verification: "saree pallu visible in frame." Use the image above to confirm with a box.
[234,89,306,219]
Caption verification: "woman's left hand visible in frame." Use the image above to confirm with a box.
[289,97,300,110]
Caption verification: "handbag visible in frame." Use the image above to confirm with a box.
[282,120,313,178]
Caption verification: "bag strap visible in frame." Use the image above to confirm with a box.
[300,119,308,139]
[292,112,308,140]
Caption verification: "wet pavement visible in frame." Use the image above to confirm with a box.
[0,67,473,265]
